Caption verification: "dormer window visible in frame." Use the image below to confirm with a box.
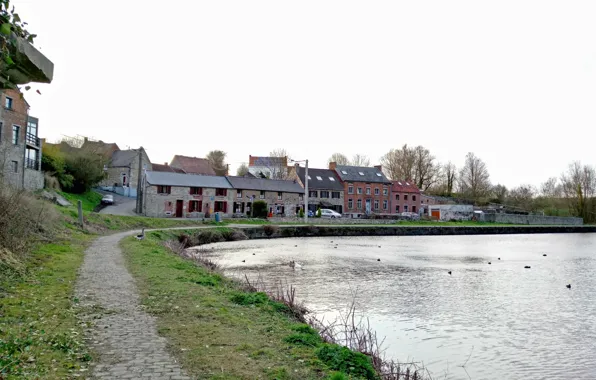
[376,173,382,177]
[316,176,323,181]
[341,170,348,174]
[358,172,364,175]
[329,177,335,181]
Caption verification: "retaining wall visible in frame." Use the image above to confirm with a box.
[481,213,583,225]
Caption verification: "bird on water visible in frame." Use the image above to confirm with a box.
[566,284,571,289]
[448,271,452,275]
[488,262,492,265]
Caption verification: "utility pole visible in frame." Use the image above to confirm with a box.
[304,159,308,224]
[136,148,143,214]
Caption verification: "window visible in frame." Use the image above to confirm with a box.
[357,187,362,194]
[299,193,303,200]
[260,190,265,199]
[320,191,329,198]
[307,175,312,180]
[383,200,388,210]
[12,125,19,145]
[277,192,283,200]
[332,192,340,199]
[412,205,417,213]
[383,187,388,196]
[366,187,371,195]
[404,194,408,201]
[215,188,227,196]
[413,195,417,201]
[348,186,354,194]
[374,188,380,195]
[376,173,382,177]
[358,172,365,176]
[157,185,171,194]
[348,199,353,209]
[189,200,202,212]
[309,190,318,198]
[214,201,228,213]
[374,200,379,210]
[316,176,323,181]
[341,170,348,174]
[11,160,18,173]
[27,120,38,136]
[395,194,400,200]
[404,205,409,212]
[236,189,242,198]
[329,177,335,181]
[357,199,362,209]
[190,187,202,195]
[395,205,400,213]
[5,97,12,109]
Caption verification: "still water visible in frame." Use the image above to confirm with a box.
[202,234,596,380]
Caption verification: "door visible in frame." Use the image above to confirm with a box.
[365,199,371,214]
[175,200,183,217]
[431,210,440,220]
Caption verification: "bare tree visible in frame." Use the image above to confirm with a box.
[443,161,457,196]
[206,150,228,176]
[507,184,536,211]
[560,161,596,221]
[412,146,440,191]
[491,184,508,203]
[328,153,350,165]
[266,148,291,180]
[350,154,371,167]
[380,145,439,190]
[541,177,562,198]
[458,152,491,202]
[236,162,249,176]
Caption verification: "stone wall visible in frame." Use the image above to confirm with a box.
[143,185,234,218]
[234,189,301,217]
[23,168,43,190]
[482,213,583,226]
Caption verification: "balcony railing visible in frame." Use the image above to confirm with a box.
[25,157,39,171]
[26,132,40,147]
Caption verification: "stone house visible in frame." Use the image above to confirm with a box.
[391,180,421,214]
[0,89,43,190]
[143,171,234,218]
[248,155,290,179]
[330,162,392,218]
[288,166,344,214]
[170,155,216,175]
[99,148,152,198]
[226,176,304,217]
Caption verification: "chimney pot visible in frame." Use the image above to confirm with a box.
[329,161,337,170]
[374,165,382,171]
[164,162,168,166]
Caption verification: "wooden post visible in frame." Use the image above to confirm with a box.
[77,200,84,227]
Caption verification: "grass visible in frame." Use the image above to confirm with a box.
[0,231,93,379]
[121,230,376,379]
[57,190,103,212]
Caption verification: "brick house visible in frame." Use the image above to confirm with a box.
[330,162,391,218]
[99,148,152,198]
[170,155,216,176]
[0,89,43,190]
[226,176,304,217]
[391,180,421,214]
[288,166,343,214]
[143,171,234,218]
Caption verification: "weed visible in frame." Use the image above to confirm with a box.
[284,333,322,347]
[231,292,269,305]
[317,344,378,380]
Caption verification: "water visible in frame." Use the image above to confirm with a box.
[200,234,596,380]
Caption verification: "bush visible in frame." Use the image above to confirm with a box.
[284,333,322,347]
[316,344,377,380]
[252,200,268,219]
[299,209,304,218]
[231,292,269,305]
[316,208,322,218]
[193,230,224,245]
[263,225,278,237]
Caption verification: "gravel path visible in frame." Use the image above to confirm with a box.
[75,231,191,380]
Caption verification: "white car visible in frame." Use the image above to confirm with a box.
[319,209,342,218]
[101,194,114,205]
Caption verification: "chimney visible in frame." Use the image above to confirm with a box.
[374,165,382,172]
[164,162,168,166]
[83,137,88,143]
[329,161,337,170]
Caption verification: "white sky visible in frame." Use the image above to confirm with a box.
[13,0,596,188]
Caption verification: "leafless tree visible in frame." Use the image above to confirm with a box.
[443,161,457,196]
[380,145,439,190]
[206,150,228,176]
[507,184,536,211]
[266,148,291,180]
[350,154,371,167]
[560,161,596,221]
[491,184,508,203]
[412,146,440,191]
[328,153,350,165]
[458,152,491,202]
[236,162,249,176]
[541,177,562,198]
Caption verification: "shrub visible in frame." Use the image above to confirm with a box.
[252,200,268,219]
[284,332,322,347]
[316,208,322,218]
[299,209,305,218]
[263,224,278,237]
[193,230,224,245]
[231,292,269,305]
[316,344,378,380]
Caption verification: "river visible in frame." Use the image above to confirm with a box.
[201,233,596,380]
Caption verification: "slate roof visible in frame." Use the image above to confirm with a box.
[151,163,186,174]
[170,155,216,176]
[249,155,288,167]
[296,167,344,191]
[226,176,304,193]
[110,150,137,167]
[334,165,391,184]
[391,180,420,193]
[145,171,232,188]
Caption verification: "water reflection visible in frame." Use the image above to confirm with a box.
[201,234,596,380]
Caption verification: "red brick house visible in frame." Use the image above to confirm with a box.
[330,162,391,217]
[391,180,421,214]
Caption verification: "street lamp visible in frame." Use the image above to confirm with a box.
[291,158,308,224]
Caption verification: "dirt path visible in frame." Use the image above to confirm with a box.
[75,231,191,380]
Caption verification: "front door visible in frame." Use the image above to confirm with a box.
[365,199,371,214]
[175,200,183,217]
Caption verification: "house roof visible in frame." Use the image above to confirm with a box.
[296,167,344,191]
[151,163,186,173]
[81,139,120,157]
[391,180,420,193]
[145,171,232,188]
[110,150,137,167]
[170,155,216,175]
[226,176,304,193]
[334,165,391,184]
[249,155,288,167]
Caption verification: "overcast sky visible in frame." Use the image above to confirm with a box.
[14,0,596,188]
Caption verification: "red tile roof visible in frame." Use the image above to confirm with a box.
[170,155,216,175]
[391,180,420,193]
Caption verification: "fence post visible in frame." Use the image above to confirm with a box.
[78,200,84,227]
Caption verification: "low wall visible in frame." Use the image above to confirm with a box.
[482,213,583,225]
[239,225,596,240]
[267,217,401,225]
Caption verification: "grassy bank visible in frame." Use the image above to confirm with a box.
[121,230,380,379]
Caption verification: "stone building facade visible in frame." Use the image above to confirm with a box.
[288,166,344,214]
[226,176,304,217]
[100,148,152,198]
[143,171,234,218]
